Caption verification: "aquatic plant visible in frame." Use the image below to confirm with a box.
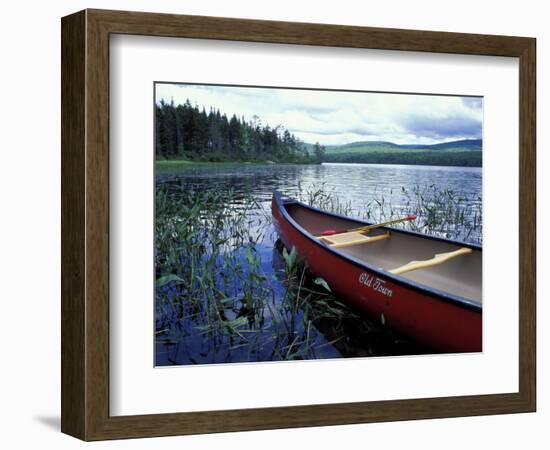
[155,181,428,365]
[300,183,482,245]
[155,177,480,365]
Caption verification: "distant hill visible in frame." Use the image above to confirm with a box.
[321,139,482,167]
[325,139,482,154]
[419,139,482,151]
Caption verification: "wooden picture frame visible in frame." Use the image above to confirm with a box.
[61,9,536,441]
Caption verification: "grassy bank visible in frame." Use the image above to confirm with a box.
[156,159,319,172]
[156,160,246,171]
[156,154,481,171]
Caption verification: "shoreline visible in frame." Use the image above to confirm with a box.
[155,160,320,170]
[155,159,481,171]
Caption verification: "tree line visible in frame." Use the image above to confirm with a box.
[323,151,482,167]
[155,99,325,163]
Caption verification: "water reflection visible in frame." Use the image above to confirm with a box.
[158,163,481,244]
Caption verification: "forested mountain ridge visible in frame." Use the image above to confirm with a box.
[323,139,482,166]
[325,139,482,154]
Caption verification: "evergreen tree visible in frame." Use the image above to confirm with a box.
[313,142,326,163]
[154,99,317,163]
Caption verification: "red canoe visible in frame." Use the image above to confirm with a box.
[272,191,482,353]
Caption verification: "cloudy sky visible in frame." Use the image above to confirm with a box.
[155,83,482,146]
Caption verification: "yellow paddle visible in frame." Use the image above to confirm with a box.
[320,215,417,237]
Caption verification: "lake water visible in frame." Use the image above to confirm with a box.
[155,163,482,366]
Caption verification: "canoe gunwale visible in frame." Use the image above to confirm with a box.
[273,191,482,313]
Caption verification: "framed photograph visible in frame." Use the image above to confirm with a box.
[61,9,536,440]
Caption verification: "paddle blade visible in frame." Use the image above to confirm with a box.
[407,215,417,221]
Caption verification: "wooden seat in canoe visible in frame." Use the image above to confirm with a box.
[319,231,390,249]
[390,247,472,275]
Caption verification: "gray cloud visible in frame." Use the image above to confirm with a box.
[401,114,482,141]
[156,84,483,145]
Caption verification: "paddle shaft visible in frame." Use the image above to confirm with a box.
[348,215,416,233]
[321,215,416,236]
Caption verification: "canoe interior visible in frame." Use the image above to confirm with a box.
[285,202,482,304]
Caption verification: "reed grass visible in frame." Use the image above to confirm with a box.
[299,183,482,244]
[155,181,476,365]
